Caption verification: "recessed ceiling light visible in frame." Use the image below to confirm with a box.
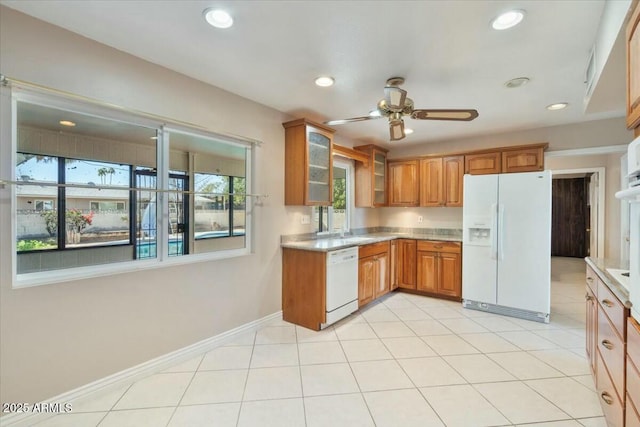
[491,10,525,30]
[203,8,233,29]
[546,102,568,110]
[59,120,76,127]
[504,77,530,88]
[404,128,414,135]
[314,76,335,87]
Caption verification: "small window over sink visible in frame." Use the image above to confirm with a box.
[314,159,352,234]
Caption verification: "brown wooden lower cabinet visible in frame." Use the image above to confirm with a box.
[358,242,390,307]
[416,240,462,300]
[586,284,597,374]
[397,239,417,290]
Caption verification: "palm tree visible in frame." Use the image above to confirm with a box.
[97,167,116,185]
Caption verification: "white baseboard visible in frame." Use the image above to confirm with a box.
[0,310,283,427]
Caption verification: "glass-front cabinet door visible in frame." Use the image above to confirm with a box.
[283,118,335,206]
[373,151,386,206]
[306,128,332,204]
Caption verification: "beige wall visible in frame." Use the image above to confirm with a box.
[387,117,632,158]
[0,6,346,404]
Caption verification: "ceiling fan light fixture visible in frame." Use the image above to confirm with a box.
[491,9,525,30]
[546,102,569,110]
[504,77,530,88]
[203,8,234,29]
[389,119,405,141]
[314,76,335,87]
[404,128,414,135]
[369,109,382,117]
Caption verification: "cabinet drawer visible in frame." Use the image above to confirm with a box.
[629,356,640,412]
[628,395,640,427]
[417,240,461,253]
[596,350,624,427]
[629,317,640,367]
[597,308,625,398]
[359,241,389,259]
[597,280,626,338]
[586,266,598,296]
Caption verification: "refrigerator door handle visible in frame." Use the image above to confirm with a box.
[491,203,498,260]
[498,204,505,261]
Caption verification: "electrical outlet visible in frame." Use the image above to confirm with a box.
[301,215,311,225]
[417,215,423,223]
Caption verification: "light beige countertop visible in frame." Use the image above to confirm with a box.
[281,232,462,252]
[585,257,631,308]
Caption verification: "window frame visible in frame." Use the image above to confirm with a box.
[315,158,352,234]
[6,87,255,289]
[193,173,246,240]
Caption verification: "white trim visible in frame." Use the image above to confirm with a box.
[545,145,628,158]
[8,85,256,288]
[0,310,283,427]
[551,167,606,258]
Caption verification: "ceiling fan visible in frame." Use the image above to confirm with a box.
[325,77,479,141]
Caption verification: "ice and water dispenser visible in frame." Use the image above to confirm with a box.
[464,217,492,246]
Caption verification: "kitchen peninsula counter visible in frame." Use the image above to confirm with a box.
[281,231,462,252]
[585,257,631,308]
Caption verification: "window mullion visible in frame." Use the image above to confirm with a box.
[229,177,234,237]
[58,157,66,249]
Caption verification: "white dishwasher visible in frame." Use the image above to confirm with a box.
[322,246,359,329]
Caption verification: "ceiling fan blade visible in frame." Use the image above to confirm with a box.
[384,86,407,110]
[411,109,479,121]
[324,115,382,126]
[389,119,405,141]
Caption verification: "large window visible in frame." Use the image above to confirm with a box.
[9,94,253,286]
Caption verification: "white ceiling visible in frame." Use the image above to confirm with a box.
[1,0,627,148]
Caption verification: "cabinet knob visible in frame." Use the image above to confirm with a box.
[600,392,614,405]
[602,299,614,308]
[601,340,614,350]
[585,294,593,301]
[586,277,594,282]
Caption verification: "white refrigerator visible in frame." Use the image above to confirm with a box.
[462,171,552,323]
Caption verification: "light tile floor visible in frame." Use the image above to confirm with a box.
[35,257,606,427]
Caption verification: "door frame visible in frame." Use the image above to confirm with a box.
[550,167,605,258]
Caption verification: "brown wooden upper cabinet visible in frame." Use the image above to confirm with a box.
[502,146,544,173]
[465,152,501,175]
[283,118,334,206]
[388,160,419,206]
[419,156,464,207]
[465,145,546,175]
[628,0,640,130]
[355,144,388,207]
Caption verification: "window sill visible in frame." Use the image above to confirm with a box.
[13,247,251,289]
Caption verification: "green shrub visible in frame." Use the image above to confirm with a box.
[17,239,56,251]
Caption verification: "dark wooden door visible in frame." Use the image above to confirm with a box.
[552,178,588,257]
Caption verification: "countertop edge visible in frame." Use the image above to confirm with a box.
[585,257,632,308]
[281,233,462,252]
